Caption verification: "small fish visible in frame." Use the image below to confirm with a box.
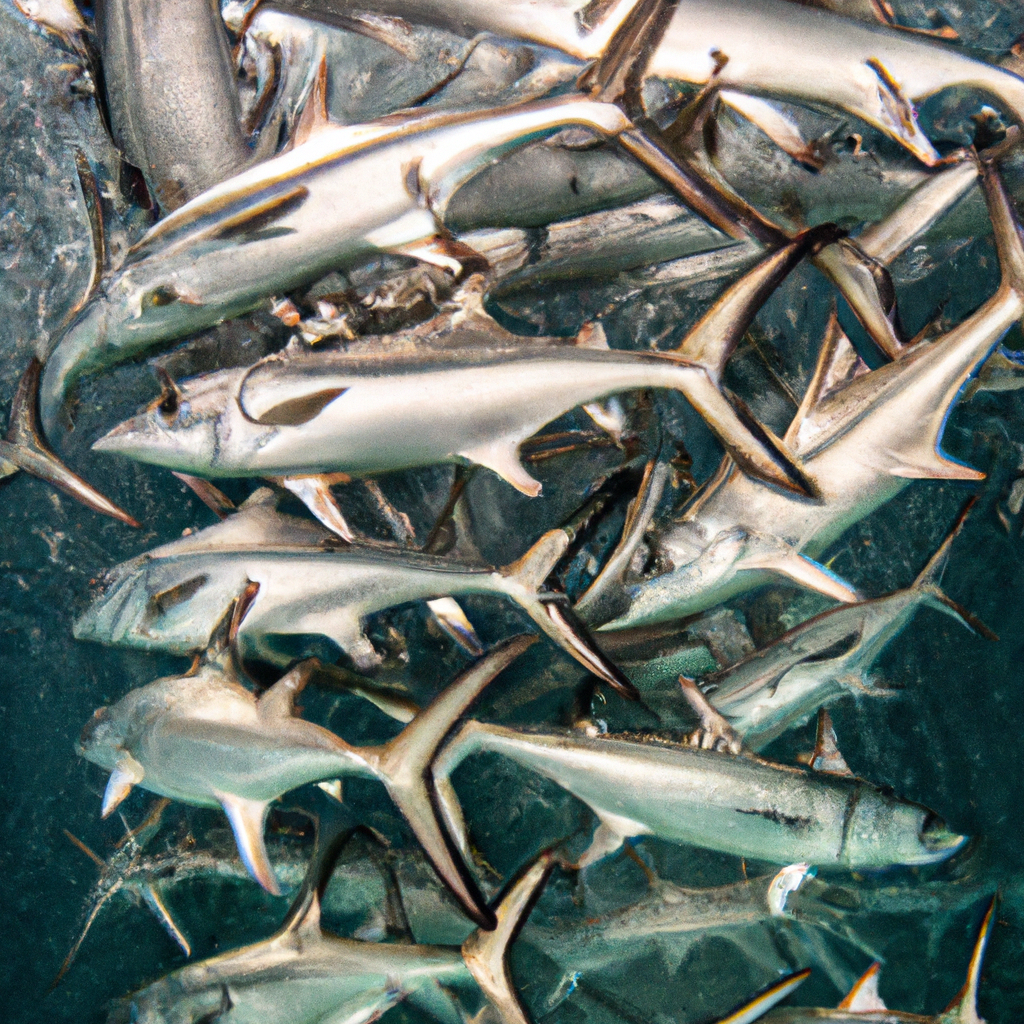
[696,503,994,750]
[591,151,1024,629]
[94,0,254,211]
[278,0,1024,164]
[77,635,533,926]
[91,229,836,517]
[431,720,966,873]
[72,487,636,695]
[108,832,555,1024]
[761,896,997,1023]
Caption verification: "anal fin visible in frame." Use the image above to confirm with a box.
[215,791,279,896]
[459,439,541,496]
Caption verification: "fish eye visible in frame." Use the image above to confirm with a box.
[158,390,179,419]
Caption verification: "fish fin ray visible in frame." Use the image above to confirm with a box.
[839,961,885,1010]
[216,791,278,895]
[378,637,537,928]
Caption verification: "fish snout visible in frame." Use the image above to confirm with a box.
[92,418,147,457]
[919,810,968,860]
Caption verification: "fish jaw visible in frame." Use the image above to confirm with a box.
[40,300,109,432]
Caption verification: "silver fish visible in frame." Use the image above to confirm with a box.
[77,635,534,925]
[95,0,254,211]
[72,487,636,695]
[590,152,1024,630]
[696,506,993,751]
[108,838,554,1024]
[90,229,835,515]
[762,897,995,1022]
[275,0,1024,164]
[431,721,967,872]
[37,0,740,425]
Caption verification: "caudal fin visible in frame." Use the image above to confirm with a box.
[913,499,998,641]
[501,531,639,700]
[461,851,556,1024]
[0,359,139,527]
[368,636,537,930]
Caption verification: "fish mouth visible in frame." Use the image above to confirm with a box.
[77,706,110,753]
[92,420,145,456]
[918,811,968,861]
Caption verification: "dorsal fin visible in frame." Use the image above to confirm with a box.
[838,961,886,1011]
[810,709,853,776]
[914,498,976,590]
[942,897,997,1023]
[461,851,555,1024]
[294,56,332,149]
[715,969,811,1024]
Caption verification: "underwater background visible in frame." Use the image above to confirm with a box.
[3,0,1024,1020]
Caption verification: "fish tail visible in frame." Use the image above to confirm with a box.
[1,358,139,527]
[374,636,536,930]
[913,498,997,640]
[461,851,556,1024]
[501,530,639,700]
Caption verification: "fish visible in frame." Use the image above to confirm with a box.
[36,0,747,427]
[693,503,995,751]
[275,0,1024,164]
[72,487,636,695]
[430,720,967,873]
[106,830,555,1024]
[760,896,996,1023]
[90,226,838,524]
[94,0,254,211]
[77,634,534,926]
[588,151,1024,630]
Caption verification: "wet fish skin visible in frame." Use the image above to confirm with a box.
[109,846,554,1024]
[95,0,253,211]
[276,0,1024,162]
[432,721,967,871]
[596,154,1024,630]
[72,488,633,694]
[37,93,680,427]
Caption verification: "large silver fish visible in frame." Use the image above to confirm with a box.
[95,0,254,210]
[38,0,748,426]
[276,0,1024,164]
[587,153,1024,630]
[72,487,635,693]
[431,721,967,872]
[696,507,993,751]
[90,229,834,519]
[107,837,554,1024]
[761,897,995,1023]
[77,636,533,925]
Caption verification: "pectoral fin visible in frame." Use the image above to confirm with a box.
[739,540,860,604]
[101,754,145,818]
[838,961,885,1010]
[258,658,320,720]
[575,810,645,868]
[459,439,541,496]
[216,791,279,895]
[278,475,355,541]
[888,450,986,481]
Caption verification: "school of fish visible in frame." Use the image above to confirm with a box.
[7,0,1022,1018]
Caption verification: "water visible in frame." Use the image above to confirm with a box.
[1,0,1024,1020]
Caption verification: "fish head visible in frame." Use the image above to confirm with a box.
[77,705,126,771]
[93,368,248,474]
[73,551,249,655]
[844,790,967,867]
[108,977,223,1024]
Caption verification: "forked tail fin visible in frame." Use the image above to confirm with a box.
[941,896,997,1024]
[367,636,537,930]
[461,851,556,1024]
[500,530,639,700]
[0,358,139,527]
[913,499,998,641]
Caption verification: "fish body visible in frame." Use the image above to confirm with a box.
[72,488,627,694]
[279,0,1024,163]
[38,95,649,422]
[598,158,1024,630]
[112,845,554,1024]
[433,722,966,870]
[95,0,252,210]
